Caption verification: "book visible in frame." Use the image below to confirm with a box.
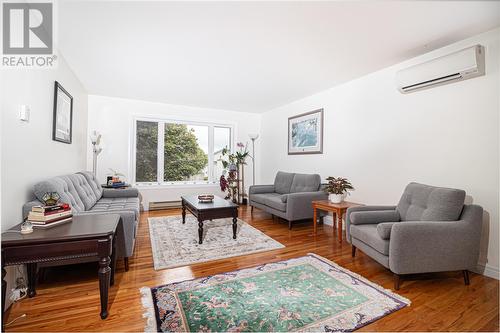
[111,182,125,187]
[29,214,73,225]
[28,210,72,222]
[32,203,70,213]
[32,217,72,229]
[29,206,71,217]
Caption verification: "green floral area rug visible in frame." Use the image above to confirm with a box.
[141,254,410,332]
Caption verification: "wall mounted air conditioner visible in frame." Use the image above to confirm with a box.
[396,45,485,94]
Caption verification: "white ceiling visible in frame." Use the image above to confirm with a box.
[58,1,500,113]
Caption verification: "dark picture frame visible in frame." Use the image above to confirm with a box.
[288,109,324,155]
[52,81,73,144]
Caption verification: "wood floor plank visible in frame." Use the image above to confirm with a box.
[4,206,499,332]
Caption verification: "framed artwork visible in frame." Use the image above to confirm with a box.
[52,81,73,144]
[288,108,323,155]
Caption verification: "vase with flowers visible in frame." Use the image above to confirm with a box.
[325,177,354,203]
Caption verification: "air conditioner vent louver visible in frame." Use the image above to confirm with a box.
[396,45,485,93]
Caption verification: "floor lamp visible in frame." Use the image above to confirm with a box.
[90,131,103,177]
[248,133,259,185]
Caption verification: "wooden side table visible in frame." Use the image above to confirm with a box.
[312,200,362,242]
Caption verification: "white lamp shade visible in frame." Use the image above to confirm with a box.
[248,133,259,140]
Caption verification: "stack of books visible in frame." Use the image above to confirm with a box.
[27,203,72,229]
[107,177,126,188]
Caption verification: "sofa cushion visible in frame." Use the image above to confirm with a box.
[350,224,389,255]
[90,197,140,218]
[265,195,287,212]
[397,182,465,221]
[34,176,85,212]
[289,173,321,193]
[68,174,99,210]
[251,193,273,205]
[78,171,103,199]
[274,171,295,194]
[280,194,288,203]
[376,222,397,240]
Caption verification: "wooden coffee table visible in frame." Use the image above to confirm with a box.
[181,195,239,244]
[312,200,362,242]
[1,214,120,330]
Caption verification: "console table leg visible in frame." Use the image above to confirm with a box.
[27,263,37,298]
[182,202,186,224]
[98,256,111,319]
[232,217,237,239]
[198,220,204,244]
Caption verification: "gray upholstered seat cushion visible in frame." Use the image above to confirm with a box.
[289,173,321,193]
[397,182,465,221]
[250,193,273,205]
[350,210,400,225]
[274,171,295,194]
[90,197,140,218]
[376,222,397,240]
[265,195,287,212]
[350,224,390,255]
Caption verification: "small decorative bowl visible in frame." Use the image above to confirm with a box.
[198,194,214,203]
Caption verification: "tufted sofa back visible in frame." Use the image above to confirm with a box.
[33,172,103,212]
[397,182,466,222]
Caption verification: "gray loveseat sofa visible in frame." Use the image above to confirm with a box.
[346,182,483,289]
[249,171,327,229]
[22,171,139,270]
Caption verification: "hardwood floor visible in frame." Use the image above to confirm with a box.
[5,206,499,332]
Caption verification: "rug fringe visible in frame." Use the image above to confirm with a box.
[307,252,411,306]
[140,287,158,332]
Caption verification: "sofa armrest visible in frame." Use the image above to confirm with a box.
[102,187,139,198]
[345,205,396,243]
[286,191,328,221]
[22,200,44,220]
[249,185,275,195]
[350,210,400,225]
[389,205,483,274]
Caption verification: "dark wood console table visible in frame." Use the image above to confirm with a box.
[1,214,120,331]
[181,195,239,244]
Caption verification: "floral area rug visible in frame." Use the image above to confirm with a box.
[141,253,410,332]
[148,215,284,270]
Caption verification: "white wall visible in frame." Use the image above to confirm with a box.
[0,54,88,307]
[260,28,500,279]
[87,95,261,208]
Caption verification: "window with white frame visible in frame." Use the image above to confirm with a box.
[134,118,233,185]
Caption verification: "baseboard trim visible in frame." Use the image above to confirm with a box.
[473,263,500,280]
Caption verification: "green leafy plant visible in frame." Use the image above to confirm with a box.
[219,142,250,200]
[325,177,354,195]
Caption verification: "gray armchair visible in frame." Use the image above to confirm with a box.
[346,182,483,289]
[249,171,327,229]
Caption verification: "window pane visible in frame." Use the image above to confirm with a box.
[164,123,209,182]
[214,127,231,179]
[136,121,158,182]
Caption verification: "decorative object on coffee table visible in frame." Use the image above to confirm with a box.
[288,108,323,155]
[148,215,284,270]
[41,192,60,206]
[325,176,354,203]
[141,253,409,332]
[198,194,214,203]
[181,195,238,244]
[312,200,362,242]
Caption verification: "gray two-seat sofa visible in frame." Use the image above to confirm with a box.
[346,182,483,289]
[22,171,139,270]
[249,171,327,229]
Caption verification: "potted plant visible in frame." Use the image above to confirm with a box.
[325,177,354,203]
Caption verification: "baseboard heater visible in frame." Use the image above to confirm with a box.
[149,200,182,210]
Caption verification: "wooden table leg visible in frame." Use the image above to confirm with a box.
[232,216,237,239]
[27,263,37,298]
[98,255,111,319]
[110,236,117,286]
[2,257,6,333]
[181,201,186,224]
[313,205,317,234]
[198,219,204,244]
[338,209,344,242]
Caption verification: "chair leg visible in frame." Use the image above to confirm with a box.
[351,246,356,258]
[394,273,401,290]
[250,206,254,215]
[463,270,470,285]
[288,220,292,230]
[124,257,129,271]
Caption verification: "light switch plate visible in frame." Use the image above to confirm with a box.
[19,105,30,122]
